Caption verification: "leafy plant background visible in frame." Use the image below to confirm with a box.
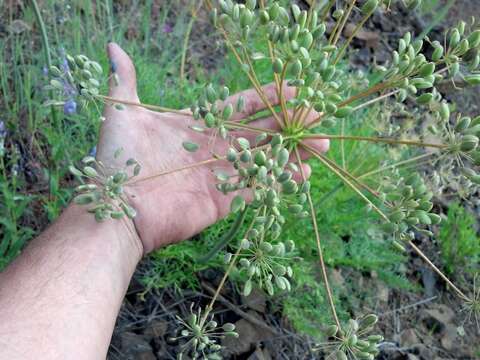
[0,0,479,359]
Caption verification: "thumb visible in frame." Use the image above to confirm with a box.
[107,42,139,102]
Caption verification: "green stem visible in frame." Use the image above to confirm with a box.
[333,9,375,65]
[294,148,342,330]
[198,207,248,263]
[303,134,448,149]
[301,143,389,221]
[180,0,203,82]
[97,95,190,115]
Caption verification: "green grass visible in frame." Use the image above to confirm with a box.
[0,1,210,269]
[438,202,480,277]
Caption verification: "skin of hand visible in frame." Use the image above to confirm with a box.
[100,43,329,253]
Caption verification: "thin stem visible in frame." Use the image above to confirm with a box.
[358,153,434,179]
[320,0,337,21]
[301,143,389,221]
[180,0,203,82]
[408,240,470,302]
[294,148,341,330]
[224,121,276,134]
[303,134,448,149]
[31,0,58,126]
[201,211,260,325]
[98,95,190,115]
[333,9,375,65]
[352,90,400,112]
[128,158,220,185]
[331,0,357,46]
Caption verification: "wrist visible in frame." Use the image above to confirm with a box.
[64,203,144,264]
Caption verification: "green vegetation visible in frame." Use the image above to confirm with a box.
[438,202,480,276]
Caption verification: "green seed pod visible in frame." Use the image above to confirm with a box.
[282,179,298,194]
[428,213,442,224]
[468,30,480,48]
[232,3,240,20]
[277,171,292,183]
[74,193,95,205]
[419,62,435,77]
[312,23,326,38]
[236,96,246,112]
[359,314,378,330]
[269,3,279,20]
[83,166,98,178]
[449,61,460,77]
[432,43,444,61]
[223,103,234,120]
[321,118,336,128]
[290,59,302,77]
[361,0,378,14]
[455,116,471,132]
[336,350,348,360]
[449,28,461,48]
[254,150,267,166]
[237,137,250,150]
[259,10,270,24]
[357,352,373,360]
[273,58,284,74]
[246,0,256,10]
[291,4,301,21]
[440,102,450,121]
[325,102,338,115]
[414,210,432,225]
[223,323,236,332]
[271,134,283,147]
[219,86,229,101]
[69,165,84,178]
[227,148,237,162]
[416,93,433,104]
[240,150,252,163]
[182,141,199,152]
[277,148,290,168]
[334,106,353,118]
[464,74,480,85]
[121,203,137,219]
[460,134,479,151]
[456,38,470,55]
[205,113,216,128]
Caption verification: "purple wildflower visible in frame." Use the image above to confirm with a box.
[110,60,118,73]
[0,120,6,138]
[64,99,77,115]
[89,145,97,157]
[42,66,49,76]
[162,23,173,34]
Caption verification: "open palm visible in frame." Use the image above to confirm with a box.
[97,43,329,253]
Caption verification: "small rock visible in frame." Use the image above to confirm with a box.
[119,331,155,359]
[400,328,421,347]
[241,288,267,313]
[143,319,168,340]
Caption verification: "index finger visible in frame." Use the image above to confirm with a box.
[225,83,296,121]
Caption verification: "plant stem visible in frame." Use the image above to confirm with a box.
[358,153,434,179]
[180,0,203,82]
[408,240,470,302]
[128,158,220,185]
[331,0,357,46]
[333,9,375,65]
[294,148,342,330]
[31,0,58,127]
[225,121,276,134]
[301,143,389,221]
[200,211,259,325]
[352,90,400,112]
[97,95,191,115]
[303,134,448,149]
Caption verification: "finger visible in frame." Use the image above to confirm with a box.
[227,83,295,121]
[107,42,139,102]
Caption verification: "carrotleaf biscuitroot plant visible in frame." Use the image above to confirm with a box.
[44,0,480,358]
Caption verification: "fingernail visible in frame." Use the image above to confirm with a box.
[110,60,118,73]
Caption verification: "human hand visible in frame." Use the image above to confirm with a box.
[97,43,329,253]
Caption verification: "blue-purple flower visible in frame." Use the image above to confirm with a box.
[64,99,77,115]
